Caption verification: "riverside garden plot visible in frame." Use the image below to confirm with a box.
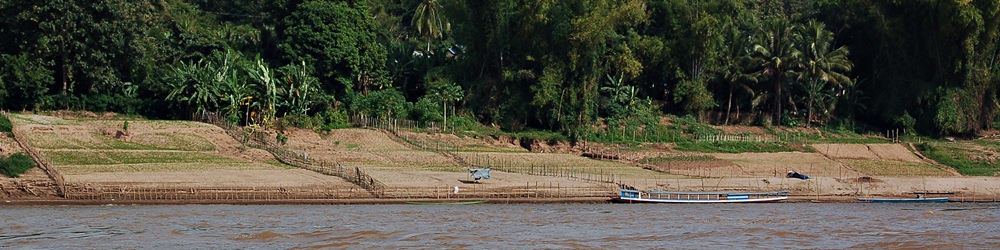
[9,114,357,189]
[282,128,618,194]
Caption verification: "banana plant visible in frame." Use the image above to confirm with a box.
[246,57,283,128]
[280,61,317,117]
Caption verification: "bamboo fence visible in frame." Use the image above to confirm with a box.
[197,112,387,197]
[2,111,67,197]
[64,184,368,200]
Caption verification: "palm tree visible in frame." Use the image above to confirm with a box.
[798,20,853,127]
[412,0,450,53]
[752,17,801,127]
[718,26,759,125]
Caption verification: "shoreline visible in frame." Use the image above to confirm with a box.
[5,195,1000,206]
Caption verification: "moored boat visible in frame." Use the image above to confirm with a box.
[857,194,949,203]
[405,200,488,205]
[610,190,789,203]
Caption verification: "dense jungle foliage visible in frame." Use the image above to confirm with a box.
[1,0,999,138]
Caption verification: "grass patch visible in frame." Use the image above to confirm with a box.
[0,153,35,177]
[345,143,360,149]
[841,159,953,176]
[93,133,163,150]
[917,142,1000,176]
[26,131,165,150]
[23,131,88,149]
[131,132,216,151]
[674,141,797,153]
[7,114,75,126]
[27,131,212,151]
[641,155,717,164]
[43,151,118,165]
[0,114,12,133]
[58,162,280,174]
[103,151,244,164]
[44,151,244,165]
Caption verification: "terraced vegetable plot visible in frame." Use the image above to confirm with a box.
[841,159,955,177]
[43,151,246,165]
[453,152,681,179]
[286,128,461,171]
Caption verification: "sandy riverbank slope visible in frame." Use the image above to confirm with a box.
[3,112,999,203]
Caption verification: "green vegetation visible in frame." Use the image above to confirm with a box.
[0,114,11,133]
[1,0,998,139]
[0,153,35,178]
[27,131,215,151]
[841,159,954,177]
[917,142,1000,176]
[641,155,718,165]
[674,141,798,154]
[45,151,244,166]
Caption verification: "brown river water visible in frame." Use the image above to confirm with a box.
[2,203,999,249]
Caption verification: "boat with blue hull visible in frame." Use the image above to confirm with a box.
[858,194,949,203]
[611,190,789,204]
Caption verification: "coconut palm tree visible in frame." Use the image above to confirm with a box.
[412,0,450,53]
[798,20,853,127]
[718,26,758,125]
[752,17,802,127]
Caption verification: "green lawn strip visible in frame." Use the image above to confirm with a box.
[42,151,119,165]
[58,162,280,175]
[641,155,717,165]
[43,151,246,165]
[674,141,798,153]
[841,159,954,177]
[102,151,244,164]
[917,142,1000,176]
[132,132,216,151]
[93,133,164,150]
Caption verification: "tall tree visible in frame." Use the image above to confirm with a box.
[797,20,852,127]
[412,0,450,53]
[752,17,801,127]
[717,24,758,125]
[281,0,387,96]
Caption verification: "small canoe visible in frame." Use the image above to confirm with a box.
[405,200,488,205]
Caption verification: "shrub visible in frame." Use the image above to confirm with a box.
[0,153,35,178]
[0,114,11,133]
[408,98,442,123]
[276,133,288,145]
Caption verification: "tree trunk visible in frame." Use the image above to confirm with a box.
[775,76,782,128]
[725,87,733,125]
[442,101,447,132]
[807,95,814,128]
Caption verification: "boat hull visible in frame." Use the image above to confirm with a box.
[857,197,949,203]
[609,196,788,204]
[406,200,488,205]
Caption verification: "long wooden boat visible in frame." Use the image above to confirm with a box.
[405,200,488,205]
[610,190,789,204]
[857,194,949,203]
